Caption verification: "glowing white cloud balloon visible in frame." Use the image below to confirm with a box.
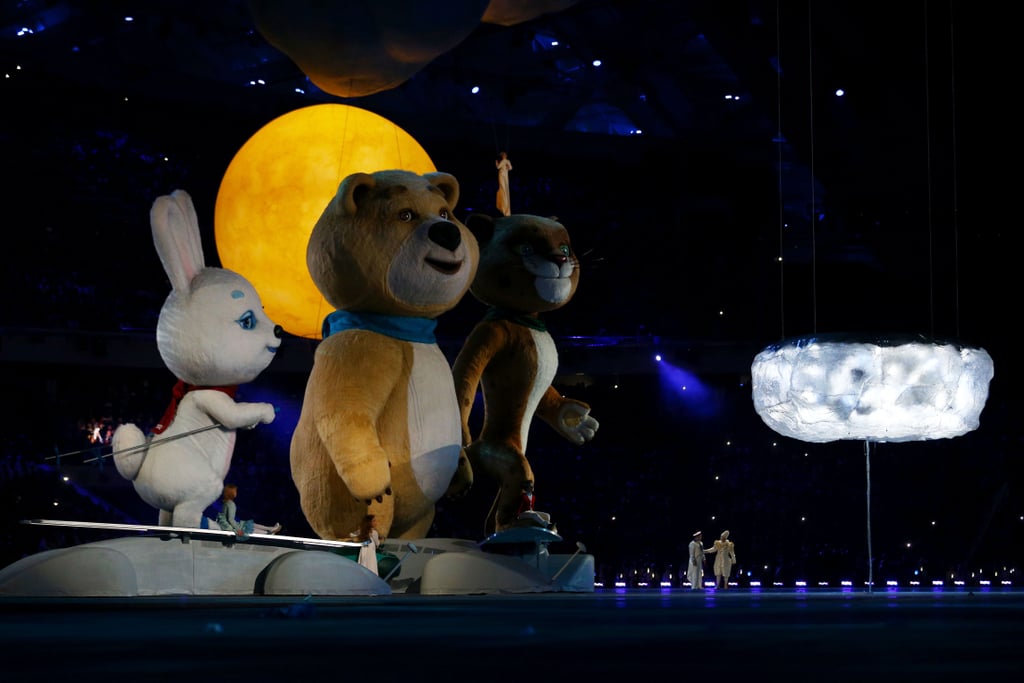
[751,334,994,443]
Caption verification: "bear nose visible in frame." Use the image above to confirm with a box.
[273,324,283,339]
[428,220,462,252]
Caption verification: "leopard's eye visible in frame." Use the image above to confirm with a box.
[560,244,571,257]
[518,244,534,256]
[398,209,414,222]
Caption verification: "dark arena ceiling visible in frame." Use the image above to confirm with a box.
[0,0,1011,375]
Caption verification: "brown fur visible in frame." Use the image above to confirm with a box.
[451,213,598,535]
[291,170,478,540]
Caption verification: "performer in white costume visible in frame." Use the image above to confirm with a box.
[495,151,512,216]
[352,514,381,576]
[687,530,707,590]
[711,530,737,589]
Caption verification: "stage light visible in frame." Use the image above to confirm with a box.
[214,104,436,339]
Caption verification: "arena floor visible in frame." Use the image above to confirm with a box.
[2,588,1021,681]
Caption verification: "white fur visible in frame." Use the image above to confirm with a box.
[112,190,280,528]
[407,342,462,502]
[525,253,574,304]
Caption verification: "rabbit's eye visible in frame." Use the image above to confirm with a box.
[236,311,257,330]
[398,209,414,222]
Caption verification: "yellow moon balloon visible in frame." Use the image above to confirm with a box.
[214,104,436,339]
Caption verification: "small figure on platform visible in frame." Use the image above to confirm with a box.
[711,530,737,589]
[513,482,554,530]
[518,482,536,515]
[214,483,281,538]
[495,151,512,216]
[687,530,707,590]
[351,514,381,575]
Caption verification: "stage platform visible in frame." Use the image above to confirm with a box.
[2,588,1022,680]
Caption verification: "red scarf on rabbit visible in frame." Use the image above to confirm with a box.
[152,380,238,435]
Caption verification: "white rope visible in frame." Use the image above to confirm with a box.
[47,422,225,463]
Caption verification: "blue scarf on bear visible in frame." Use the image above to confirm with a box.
[322,310,437,343]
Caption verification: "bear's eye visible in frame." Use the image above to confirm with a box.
[518,244,534,257]
[560,244,571,257]
[236,310,257,330]
[439,208,450,220]
[398,209,414,222]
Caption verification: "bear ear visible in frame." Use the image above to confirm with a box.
[335,172,376,216]
[464,212,495,247]
[425,171,460,210]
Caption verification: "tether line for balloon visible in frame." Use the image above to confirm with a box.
[865,439,874,594]
[46,423,225,464]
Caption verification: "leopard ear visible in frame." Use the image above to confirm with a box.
[464,212,495,248]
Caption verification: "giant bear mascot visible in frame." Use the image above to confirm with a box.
[290,170,479,541]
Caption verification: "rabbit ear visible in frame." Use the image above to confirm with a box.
[151,190,206,294]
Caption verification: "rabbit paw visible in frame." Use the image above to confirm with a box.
[256,403,277,425]
[237,402,277,429]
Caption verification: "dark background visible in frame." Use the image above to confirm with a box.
[0,0,1017,587]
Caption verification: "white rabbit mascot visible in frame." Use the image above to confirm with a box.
[112,190,281,528]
